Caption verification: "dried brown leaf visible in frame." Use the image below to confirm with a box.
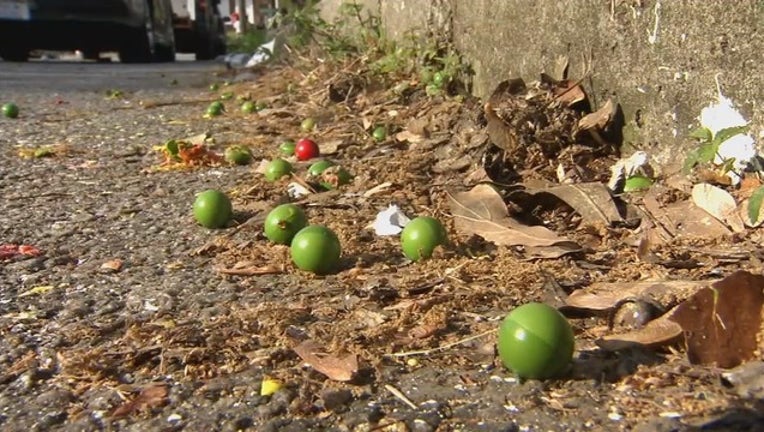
[405,116,431,138]
[524,182,623,225]
[552,79,587,106]
[484,78,528,152]
[642,186,732,240]
[408,323,441,340]
[564,280,704,312]
[448,184,579,258]
[669,270,764,368]
[739,175,762,197]
[100,259,124,272]
[111,384,168,418]
[463,167,491,186]
[319,139,342,155]
[395,130,424,144]
[597,311,684,351]
[215,263,283,276]
[293,340,358,382]
[636,234,659,263]
[578,99,616,131]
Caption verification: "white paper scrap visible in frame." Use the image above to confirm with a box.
[373,205,411,236]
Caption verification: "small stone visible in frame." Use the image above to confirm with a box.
[261,417,291,432]
[234,416,254,430]
[270,388,296,409]
[32,411,67,431]
[35,388,74,408]
[321,388,353,411]
[257,401,286,419]
[410,418,435,432]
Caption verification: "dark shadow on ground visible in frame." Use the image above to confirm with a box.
[571,346,665,382]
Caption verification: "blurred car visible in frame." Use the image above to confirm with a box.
[0,0,176,62]
[170,0,225,60]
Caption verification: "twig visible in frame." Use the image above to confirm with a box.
[190,213,263,256]
[140,98,216,109]
[289,173,318,194]
[384,384,418,410]
[386,328,497,358]
[7,192,73,200]
[214,265,282,276]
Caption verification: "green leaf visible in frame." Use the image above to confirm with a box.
[623,175,653,192]
[165,140,179,157]
[712,125,749,145]
[748,185,764,224]
[689,126,712,142]
[696,141,719,164]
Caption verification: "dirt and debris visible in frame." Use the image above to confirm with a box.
[1,51,763,431]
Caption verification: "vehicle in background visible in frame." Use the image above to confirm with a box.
[0,0,176,63]
[170,0,225,60]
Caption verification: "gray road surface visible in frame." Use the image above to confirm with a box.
[0,55,226,93]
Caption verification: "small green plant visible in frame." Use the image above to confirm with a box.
[278,0,359,55]
[226,29,268,54]
[682,125,749,175]
[278,1,471,96]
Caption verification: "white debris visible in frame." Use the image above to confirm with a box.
[223,40,276,69]
[287,182,311,199]
[698,75,758,184]
[716,133,756,171]
[372,205,411,236]
[246,39,275,67]
[699,94,747,137]
[167,413,182,422]
[608,412,623,421]
[607,151,651,191]
[504,403,519,413]
[556,162,569,183]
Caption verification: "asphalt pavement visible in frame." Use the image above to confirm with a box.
[0,53,225,92]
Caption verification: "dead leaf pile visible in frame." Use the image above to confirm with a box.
[482,75,620,184]
[448,184,580,258]
[566,271,764,369]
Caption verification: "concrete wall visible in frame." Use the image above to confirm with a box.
[320,0,764,171]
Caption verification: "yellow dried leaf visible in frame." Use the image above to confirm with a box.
[18,285,54,298]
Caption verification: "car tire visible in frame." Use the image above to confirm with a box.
[119,30,153,63]
[154,42,175,62]
[119,1,155,63]
[194,29,215,60]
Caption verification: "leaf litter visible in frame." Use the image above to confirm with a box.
[5,55,764,429]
